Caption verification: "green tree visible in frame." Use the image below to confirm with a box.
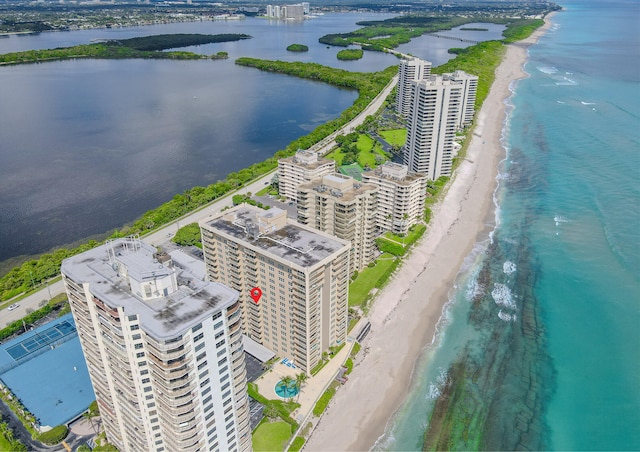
[172,223,201,247]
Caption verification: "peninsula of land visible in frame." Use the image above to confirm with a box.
[0,33,250,65]
[305,14,556,452]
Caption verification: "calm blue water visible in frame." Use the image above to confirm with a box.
[0,14,505,264]
[376,1,640,450]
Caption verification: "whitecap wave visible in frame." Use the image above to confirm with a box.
[556,76,578,86]
[426,367,449,400]
[492,283,517,310]
[498,310,512,322]
[503,261,517,275]
[498,310,517,322]
[465,276,484,302]
[554,215,569,226]
[538,65,558,74]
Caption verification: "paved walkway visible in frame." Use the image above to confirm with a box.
[254,339,355,426]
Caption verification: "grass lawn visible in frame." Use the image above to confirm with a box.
[348,254,397,308]
[0,434,15,451]
[328,134,388,168]
[384,224,426,245]
[252,421,292,452]
[379,128,406,147]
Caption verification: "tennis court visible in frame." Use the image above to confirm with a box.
[0,314,94,428]
[339,163,364,181]
[6,320,75,360]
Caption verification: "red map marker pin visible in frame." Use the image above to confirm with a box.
[250,287,262,304]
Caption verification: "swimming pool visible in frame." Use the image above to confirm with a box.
[274,379,299,399]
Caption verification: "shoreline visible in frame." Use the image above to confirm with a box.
[305,14,556,452]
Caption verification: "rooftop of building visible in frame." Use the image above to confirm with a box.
[61,238,238,340]
[201,205,350,269]
[298,173,377,203]
[362,162,426,186]
[278,149,335,170]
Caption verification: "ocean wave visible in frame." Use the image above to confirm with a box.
[503,261,517,275]
[581,101,597,105]
[426,367,449,400]
[465,277,485,302]
[555,76,578,86]
[554,215,569,226]
[492,283,517,310]
[498,309,518,322]
[538,65,558,74]
[498,310,517,322]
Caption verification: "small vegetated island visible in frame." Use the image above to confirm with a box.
[286,43,308,52]
[0,33,251,65]
[337,49,363,60]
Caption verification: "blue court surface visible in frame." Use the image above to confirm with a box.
[0,313,94,428]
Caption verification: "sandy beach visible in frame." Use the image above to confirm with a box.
[305,15,556,452]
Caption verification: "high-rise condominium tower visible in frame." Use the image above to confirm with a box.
[297,173,378,271]
[278,150,335,202]
[403,75,463,180]
[200,206,350,374]
[362,162,427,235]
[61,237,251,452]
[396,57,432,117]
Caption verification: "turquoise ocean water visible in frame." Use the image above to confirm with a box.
[375,1,640,450]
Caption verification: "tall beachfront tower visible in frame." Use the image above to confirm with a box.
[396,57,432,117]
[403,75,463,180]
[200,206,350,374]
[297,173,378,272]
[61,237,251,452]
[451,70,478,128]
[362,162,427,235]
[278,150,335,202]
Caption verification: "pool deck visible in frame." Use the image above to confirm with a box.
[254,336,354,428]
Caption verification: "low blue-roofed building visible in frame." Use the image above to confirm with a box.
[0,313,94,429]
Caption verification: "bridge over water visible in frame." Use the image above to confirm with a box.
[430,33,479,44]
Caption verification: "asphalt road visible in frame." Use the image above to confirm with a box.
[1,74,398,326]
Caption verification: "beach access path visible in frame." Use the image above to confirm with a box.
[304,15,557,452]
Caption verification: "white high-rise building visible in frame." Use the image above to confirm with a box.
[396,57,432,117]
[362,162,427,235]
[278,149,335,202]
[403,75,463,180]
[200,206,351,374]
[61,237,251,452]
[450,70,478,127]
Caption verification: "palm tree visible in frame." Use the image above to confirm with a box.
[295,373,308,401]
[83,401,100,435]
[280,376,295,399]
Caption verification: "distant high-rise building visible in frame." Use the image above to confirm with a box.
[278,150,335,202]
[284,3,304,20]
[266,3,307,19]
[61,237,251,452]
[396,57,432,117]
[403,75,463,180]
[362,162,427,235]
[297,173,378,271]
[200,206,350,374]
